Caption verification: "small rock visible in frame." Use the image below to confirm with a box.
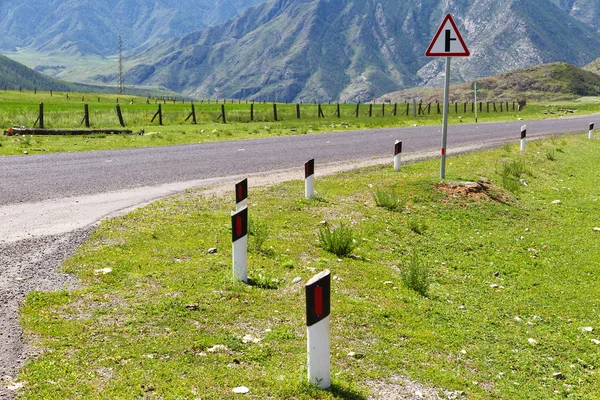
[185,304,199,310]
[232,386,249,394]
[520,179,528,186]
[551,200,562,205]
[458,305,466,310]
[23,151,28,155]
[208,344,229,353]
[533,315,542,321]
[591,339,600,345]
[525,228,530,232]
[320,220,327,225]
[292,277,302,284]
[553,372,564,380]
[208,248,218,254]
[490,284,499,289]
[528,338,538,345]
[514,316,523,322]
[581,327,594,332]
[460,349,467,355]
[94,268,112,275]
[383,281,393,286]
[347,351,356,358]
[415,391,424,398]
[242,335,261,344]
[593,228,600,232]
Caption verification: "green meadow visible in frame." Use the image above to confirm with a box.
[2,90,600,155]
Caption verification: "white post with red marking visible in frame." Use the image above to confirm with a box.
[235,178,248,212]
[231,207,248,282]
[306,270,331,389]
[589,123,594,139]
[305,159,315,199]
[520,125,527,152]
[394,141,402,171]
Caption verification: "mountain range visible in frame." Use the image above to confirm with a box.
[0,0,263,56]
[2,0,600,102]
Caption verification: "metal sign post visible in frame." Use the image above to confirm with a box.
[473,81,479,123]
[425,14,470,179]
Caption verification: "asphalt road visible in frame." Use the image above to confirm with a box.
[1,115,592,206]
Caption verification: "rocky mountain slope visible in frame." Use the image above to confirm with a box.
[123,0,600,102]
[0,0,264,56]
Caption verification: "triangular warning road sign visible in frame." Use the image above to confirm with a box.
[425,14,470,57]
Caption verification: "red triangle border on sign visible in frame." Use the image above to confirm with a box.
[425,14,470,57]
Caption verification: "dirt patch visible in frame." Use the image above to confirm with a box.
[437,179,513,205]
[367,376,467,399]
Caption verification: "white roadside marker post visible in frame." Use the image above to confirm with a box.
[231,207,248,283]
[306,270,331,389]
[235,178,248,212]
[589,123,594,139]
[520,125,527,152]
[425,14,470,179]
[305,159,315,199]
[394,140,402,171]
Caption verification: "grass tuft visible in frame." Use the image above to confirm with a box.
[373,188,405,212]
[401,253,430,297]
[318,223,356,257]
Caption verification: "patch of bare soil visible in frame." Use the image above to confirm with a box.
[437,179,513,205]
[367,376,467,399]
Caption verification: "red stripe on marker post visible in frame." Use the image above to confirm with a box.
[314,286,323,316]
[305,159,315,178]
[394,141,403,156]
[231,207,248,243]
[235,179,248,211]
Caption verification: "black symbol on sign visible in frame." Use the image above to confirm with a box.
[445,30,456,52]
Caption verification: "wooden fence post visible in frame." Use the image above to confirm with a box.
[463,102,467,113]
[296,103,301,119]
[336,103,341,118]
[185,103,197,124]
[493,102,497,112]
[151,104,163,125]
[381,104,385,117]
[221,104,227,123]
[116,104,125,127]
[455,102,458,113]
[393,103,397,116]
[273,103,278,121]
[318,104,325,118]
[356,103,360,118]
[500,102,503,112]
[486,102,489,112]
[479,102,483,112]
[250,103,254,121]
[406,102,409,116]
[471,102,474,113]
[427,103,431,115]
[83,104,90,128]
[39,103,44,129]
[418,101,423,115]
[368,104,373,117]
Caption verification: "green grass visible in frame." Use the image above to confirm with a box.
[2,90,600,155]
[14,133,600,399]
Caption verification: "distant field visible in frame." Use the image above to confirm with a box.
[2,90,600,155]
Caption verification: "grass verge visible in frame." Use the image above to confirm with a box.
[16,134,600,399]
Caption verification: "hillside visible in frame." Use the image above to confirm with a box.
[0,54,174,96]
[377,62,600,103]
[122,0,600,103]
